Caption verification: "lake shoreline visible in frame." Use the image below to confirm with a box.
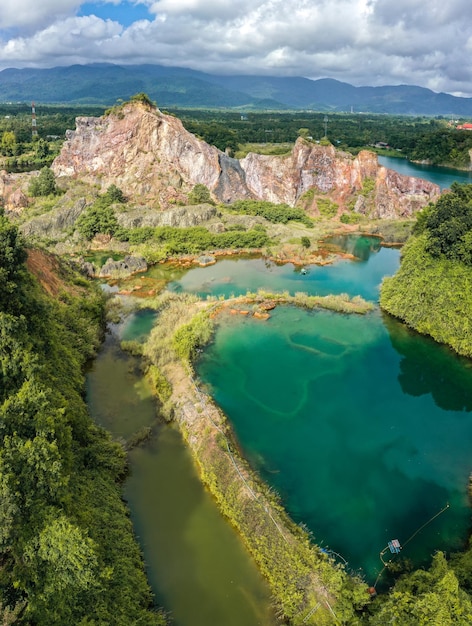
[141,292,373,624]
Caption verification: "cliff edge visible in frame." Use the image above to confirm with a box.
[51,100,440,218]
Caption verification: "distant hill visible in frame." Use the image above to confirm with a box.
[1,63,472,115]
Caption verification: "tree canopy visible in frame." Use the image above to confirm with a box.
[0,210,27,311]
[381,183,472,357]
[28,167,59,197]
[419,182,472,265]
[0,220,165,624]
[369,552,472,625]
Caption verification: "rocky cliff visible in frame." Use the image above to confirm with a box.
[52,101,440,218]
[0,171,31,212]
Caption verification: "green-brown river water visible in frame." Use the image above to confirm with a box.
[86,331,275,626]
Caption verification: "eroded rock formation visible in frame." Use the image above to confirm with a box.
[0,170,31,212]
[98,255,147,278]
[52,103,223,208]
[52,101,441,217]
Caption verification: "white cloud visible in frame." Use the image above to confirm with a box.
[0,0,80,30]
[148,0,257,20]
[1,16,122,64]
[0,0,471,97]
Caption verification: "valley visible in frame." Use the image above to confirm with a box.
[1,96,472,625]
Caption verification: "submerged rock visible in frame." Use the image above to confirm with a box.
[197,255,216,267]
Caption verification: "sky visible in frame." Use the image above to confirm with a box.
[0,0,471,97]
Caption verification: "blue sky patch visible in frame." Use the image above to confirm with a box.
[78,2,152,27]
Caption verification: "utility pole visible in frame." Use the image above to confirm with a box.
[31,102,38,139]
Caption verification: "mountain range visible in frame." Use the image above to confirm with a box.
[1,63,472,116]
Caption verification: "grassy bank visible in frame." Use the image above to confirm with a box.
[380,234,472,358]
[142,292,371,624]
[227,289,375,315]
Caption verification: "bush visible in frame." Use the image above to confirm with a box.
[188,183,214,205]
[28,167,58,197]
[75,187,127,240]
[227,199,313,227]
[129,92,155,107]
[125,227,155,244]
[172,310,214,362]
[340,212,362,224]
[144,225,269,256]
[361,177,376,195]
[76,199,119,240]
[316,197,338,218]
[104,184,126,203]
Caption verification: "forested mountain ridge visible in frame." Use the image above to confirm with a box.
[2,63,472,114]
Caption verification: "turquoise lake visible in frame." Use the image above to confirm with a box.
[378,155,472,189]
[168,235,396,302]
[89,233,472,612]
[183,244,472,584]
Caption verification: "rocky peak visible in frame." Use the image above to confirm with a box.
[52,103,222,208]
[52,102,441,218]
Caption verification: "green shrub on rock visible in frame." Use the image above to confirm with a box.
[28,167,58,197]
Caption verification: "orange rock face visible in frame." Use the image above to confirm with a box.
[52,102,221,208]
[52,102,441,218]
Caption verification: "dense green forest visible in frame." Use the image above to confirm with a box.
[380,182,472,358]
[173,109,472,167]
[0,104,105,171]
[0,211,165,624]
[2,103,472,172]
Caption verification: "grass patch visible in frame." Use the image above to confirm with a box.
[235,142,294,159]
[225,199,313,228]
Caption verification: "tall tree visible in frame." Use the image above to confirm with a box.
[0,210,27,311]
